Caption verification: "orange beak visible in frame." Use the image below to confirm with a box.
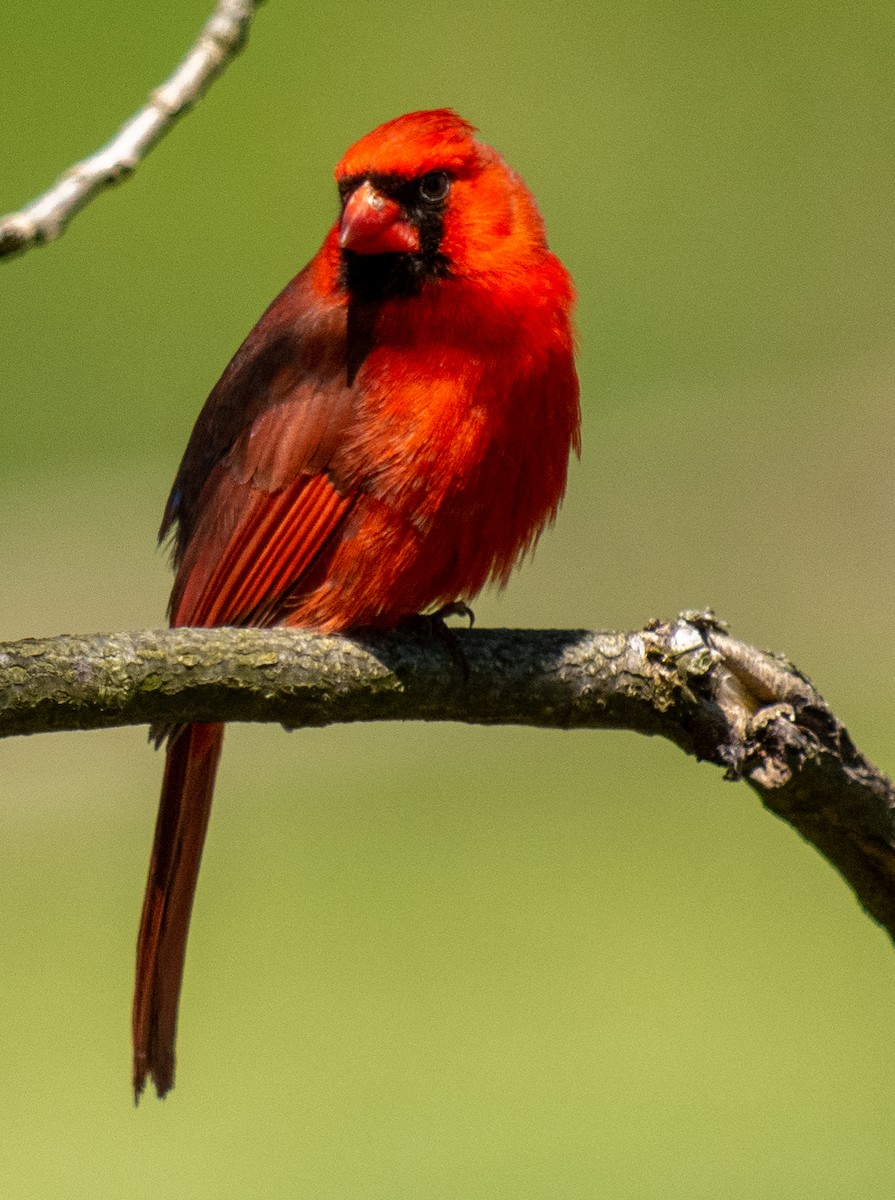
[338,181,420,255]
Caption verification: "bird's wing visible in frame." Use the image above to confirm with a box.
[163,266,360,628]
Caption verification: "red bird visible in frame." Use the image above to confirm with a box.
[133,109,580,1099]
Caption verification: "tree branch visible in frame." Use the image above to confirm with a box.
[2,611,894,950]
[0,0,265,261]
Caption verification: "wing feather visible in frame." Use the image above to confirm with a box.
[184,472,353,627]
[163,269,362,629]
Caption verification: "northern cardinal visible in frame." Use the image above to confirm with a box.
[133,109,580,1099]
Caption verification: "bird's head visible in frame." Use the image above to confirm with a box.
[333,109,548,300]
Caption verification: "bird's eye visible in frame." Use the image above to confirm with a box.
[418,172,450,203]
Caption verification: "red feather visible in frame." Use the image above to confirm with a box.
[133,109,580,1098]
[133,721,223,1099]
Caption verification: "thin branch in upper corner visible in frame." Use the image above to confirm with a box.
[0,0,266,261]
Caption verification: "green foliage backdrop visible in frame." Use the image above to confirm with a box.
[2,1,895,1195]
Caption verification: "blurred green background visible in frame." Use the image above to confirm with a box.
[3,0,895,1195]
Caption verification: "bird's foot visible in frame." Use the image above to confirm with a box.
[431,601,475,629]
[401,602,475,679]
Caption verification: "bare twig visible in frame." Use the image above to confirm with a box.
[0,0,265,260]
[2,611,895,950]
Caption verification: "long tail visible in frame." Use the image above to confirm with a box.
[132,721,225,1101]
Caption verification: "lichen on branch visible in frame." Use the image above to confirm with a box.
[2,612,895,951]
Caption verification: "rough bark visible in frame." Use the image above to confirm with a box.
[2,611,894,948]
